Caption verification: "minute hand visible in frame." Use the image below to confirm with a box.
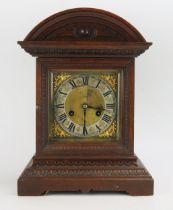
[87,105,105,111]
[83,109,87,136]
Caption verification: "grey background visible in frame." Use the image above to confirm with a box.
[0,0,173,209]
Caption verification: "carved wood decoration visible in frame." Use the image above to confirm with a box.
[18,8,154,196]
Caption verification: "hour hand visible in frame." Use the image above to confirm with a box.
[87,105,105,111]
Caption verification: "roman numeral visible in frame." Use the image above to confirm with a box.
[106,103,115,109]
[68,122,76,132]
[95,125,101,132]
[83,126,88,136]
[102,114,111,123]
[55,103,64,109]
[82,76,89,85]
[68,80,77,88]
[103,90,112,97]
[59,90,67,95]
[58,113,67,123]
[95,79,101,88]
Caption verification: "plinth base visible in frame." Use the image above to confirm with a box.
[18,156,153,196]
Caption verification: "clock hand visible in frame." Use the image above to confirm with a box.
[83,107,87,136]
[87,105,105,111]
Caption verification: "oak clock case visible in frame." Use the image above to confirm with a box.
[18,8,154,196]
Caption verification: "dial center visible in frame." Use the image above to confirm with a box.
[82,103,88,109]
[65,86,105,126]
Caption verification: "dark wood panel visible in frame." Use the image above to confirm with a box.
[35,58,134,158]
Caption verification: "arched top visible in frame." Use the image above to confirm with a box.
[24,8,146,42]
[18,8,152,57]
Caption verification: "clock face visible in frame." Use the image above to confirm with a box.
[54,74,116,137]
[49,70,120,141]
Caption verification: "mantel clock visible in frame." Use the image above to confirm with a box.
[18,8,154,195]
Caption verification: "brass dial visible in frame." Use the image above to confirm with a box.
[54,74,116,137]
[65,86,105,126]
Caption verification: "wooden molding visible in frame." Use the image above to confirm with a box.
[18,41,151,57]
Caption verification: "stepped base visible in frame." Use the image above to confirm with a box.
[18,156,153,196]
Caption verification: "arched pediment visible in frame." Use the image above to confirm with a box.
[18,8,151,57]
[24,8,145,42]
